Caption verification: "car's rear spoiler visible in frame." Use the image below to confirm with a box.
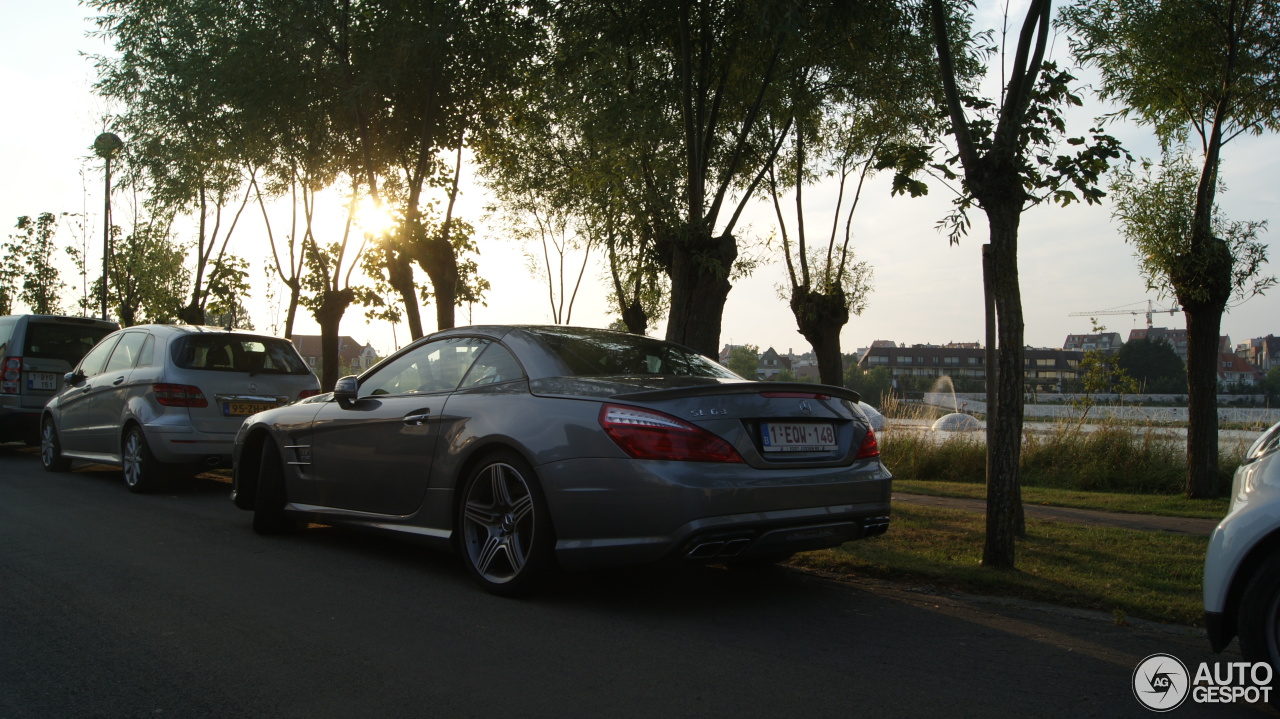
[612,381,861,404]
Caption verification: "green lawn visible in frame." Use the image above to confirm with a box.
[894,478,1231,520]
[789,503,1208,626]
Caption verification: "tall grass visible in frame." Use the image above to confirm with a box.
[878,404,1245,495]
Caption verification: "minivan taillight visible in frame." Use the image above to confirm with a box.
[600,404,742,463]
[152,383,209,408]
[2,357,20,394]
[855,427,879,459]
[297,389,322,400]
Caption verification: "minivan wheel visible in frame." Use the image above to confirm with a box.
[459,452,556,597]
[121,426,160,493]
[40,418,71,472]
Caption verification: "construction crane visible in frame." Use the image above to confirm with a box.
[1068,300,1181,329]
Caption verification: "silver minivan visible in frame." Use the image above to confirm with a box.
[0,314,119,444]
[40,324,320,492]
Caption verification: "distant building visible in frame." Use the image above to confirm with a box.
[857,342,1083,391]
[1241,335,1280,372]
[1219,352,1264,387]
[756,347,792,380]
[291,335,380,376]
[1063,332,1124,353]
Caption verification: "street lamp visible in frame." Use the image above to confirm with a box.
[93,132,124,321]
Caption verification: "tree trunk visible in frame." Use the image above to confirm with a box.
[386,245,424,340]
[314,288,355,392]
[983,204,1026,569]
[620,300,648,336]
[283,279,300,339]
[663,229,736,357]
[791,288,849,387]
[1183,304,1225,498]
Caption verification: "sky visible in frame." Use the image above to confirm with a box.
[3,1,1278,360]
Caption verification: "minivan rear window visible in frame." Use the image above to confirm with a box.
[172,335,310,375]
[23,323,115,365]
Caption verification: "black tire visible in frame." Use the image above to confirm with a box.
[458,451,556,597]
[253,439,296,535]
[121,426,161,493]
[1238,552,1280,710]
[40,417,71,472]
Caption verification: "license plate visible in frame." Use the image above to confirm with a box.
[222,401,276,417]
[26,372,58,391]
[761,422,837,452]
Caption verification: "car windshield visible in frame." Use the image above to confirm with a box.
[23,323,114,364]
[533,329,738,379]
[172,335,310,375]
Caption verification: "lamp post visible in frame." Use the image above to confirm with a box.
[93,132,124,321]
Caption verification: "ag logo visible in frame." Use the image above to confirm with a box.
[1133,653,1190,712]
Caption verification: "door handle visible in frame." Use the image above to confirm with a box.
[403,411,431,425]
[113,376,126,386]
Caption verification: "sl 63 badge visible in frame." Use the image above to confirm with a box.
[689,408,727,417]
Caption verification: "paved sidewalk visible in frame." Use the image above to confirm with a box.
[892,492,1222,537]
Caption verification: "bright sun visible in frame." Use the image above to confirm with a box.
[355,198,396,236]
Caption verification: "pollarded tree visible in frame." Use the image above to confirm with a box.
[1061,0,1280,497]
[928,0,1127,567]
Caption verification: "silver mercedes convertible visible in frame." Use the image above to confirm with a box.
[231,325,891,595]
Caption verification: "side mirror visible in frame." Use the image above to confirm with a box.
[63,369,84,385]
[333,375,359,409]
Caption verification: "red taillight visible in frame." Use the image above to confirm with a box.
[152,383,208,408]
[855,427,879,459]
[1,357,19,394]
[297,388,322,400]
[600,404,742,463]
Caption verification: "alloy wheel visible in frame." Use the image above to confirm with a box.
[462,462,537,585]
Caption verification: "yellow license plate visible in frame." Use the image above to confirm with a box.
[224,401,276,417]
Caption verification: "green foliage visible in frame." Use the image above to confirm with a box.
[1109,151,1275,306]
[204,255,254,329]
[6,214,66,315]
[1060,0,1280,150]
[1116,338,1187,394]
[1069,325,1139,424]
[843,364,893,406]
[1266,366,1280,403]
[94,222,190,326]
[725,344,760,380]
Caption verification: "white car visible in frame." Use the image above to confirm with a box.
[1204,419,1280,707]
[40,325,320,492]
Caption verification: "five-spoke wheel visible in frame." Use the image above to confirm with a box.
[459,452,554,596]
[40,417,71,472]
[121,426,160,493]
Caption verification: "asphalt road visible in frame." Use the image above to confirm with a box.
[0,443,1268,719]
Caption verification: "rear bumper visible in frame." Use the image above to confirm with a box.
[142,420,235,467]
[0,406,41,441]
[537,456,892,571]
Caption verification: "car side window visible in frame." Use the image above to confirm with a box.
[459,343,524,388]
[136,334,155,367]
[78,336,121,378]
[359,337,488,398]
[103,332,148,373]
